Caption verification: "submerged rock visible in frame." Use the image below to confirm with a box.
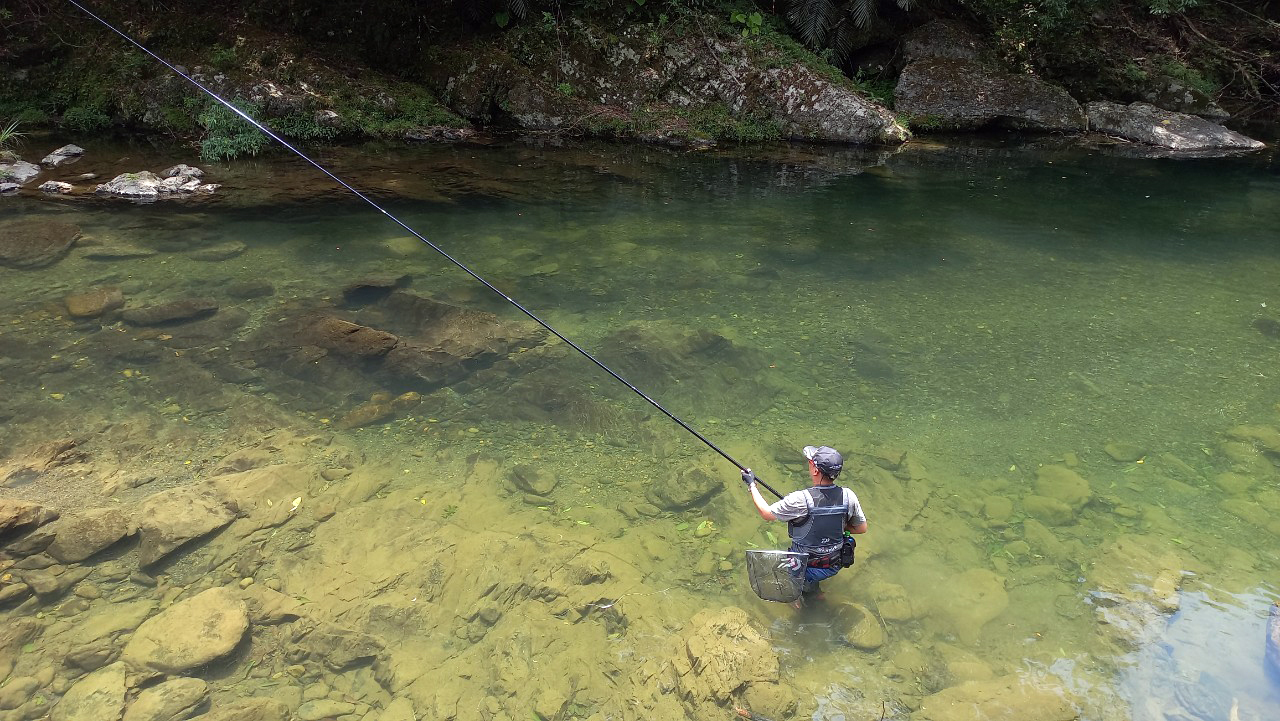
[508,464,558,496]
[646,465,723,511]
[134,485,236,567]
[916,674,1077,721]
[122,586,249,673]
[1086,101,1265,151]
[123,298,219,326]
[121,677,208,721]
[39,180,73,194]
[0,218,81,269]
[0,500,59,540]
[65,287,125,318]
[50,661,127,721]
[189,240,246,261]
[44,507,132,563]
[672,607,778,703]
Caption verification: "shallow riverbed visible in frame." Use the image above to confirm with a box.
[1,136,1278,721]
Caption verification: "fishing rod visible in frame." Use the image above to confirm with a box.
[66,0,787,500]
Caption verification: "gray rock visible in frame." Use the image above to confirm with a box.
[1141,76,1229,120]
[122,678,208,721]
[0,219,81,269]
[122,299,218,326]
[44,507,132,563]
[1085,101,1265,151]
[0,500,59,540]
[161,164,203,179]
[0,160,40,185]
[122,587,249,674]
[96,171,164,199]
[39,181,73,194]
[759,65,908,144]
[40,144,86,168]
[0,182,18,194]
[65,287,126,318]
[134,485,235,567]
[50,661,127,721]
[894,20,1085,132]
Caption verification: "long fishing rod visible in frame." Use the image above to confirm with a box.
[66,0,788,500]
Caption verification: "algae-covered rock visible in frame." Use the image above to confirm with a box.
[1034,465,1091,510]
[51,661,127,721]
[0,218,80,269]
[646,466,723,511]
[929,569,1008,644]
[122,677,208,721]
[916,674,1077,721]
[44,507,132,563]
[134,485,236,567]
[835,602,885,650]
[1104,442,1147,462]
[673,607,778,702]
[1023,494,1075,526]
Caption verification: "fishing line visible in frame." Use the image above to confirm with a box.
[67,0,786,499]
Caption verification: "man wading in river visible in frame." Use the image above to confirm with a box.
[742,445,867,601]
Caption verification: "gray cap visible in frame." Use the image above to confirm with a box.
[802,445,843,479]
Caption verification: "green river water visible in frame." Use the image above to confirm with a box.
[1,136,1279,721]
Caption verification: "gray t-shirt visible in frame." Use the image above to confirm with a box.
[769,486,866,526]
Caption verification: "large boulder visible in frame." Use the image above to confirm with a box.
[1085,101,1265,151]
[95,167,218,200]
[894,21,1085,132]
[122,587,249,673]
[134,485,236,567]
[439,24,907,145]
[65,287,126,318]
[0,219,81,269]
[928,568,1008,644]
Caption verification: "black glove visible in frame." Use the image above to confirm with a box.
[741,469,757,487]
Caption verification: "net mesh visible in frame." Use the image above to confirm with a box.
[745,550,808,603]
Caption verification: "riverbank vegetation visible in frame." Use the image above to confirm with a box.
[1,0,1276,150]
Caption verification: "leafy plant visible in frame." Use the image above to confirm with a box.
[0,119,24,151]
[63,105,111,133]
[783,0,915,50]
[198,99,266,161]
[556,82,575,96]
[730,10,764,37]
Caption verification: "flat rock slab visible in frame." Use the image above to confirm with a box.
[122,586,249,674]
[51,661,127,721]
[82,245,157,260]
[189,240,246,261]
[193,699,288,721]
[0,219,81,269]
[135,485,235,567]
[123,299,218,326]
[1086,101,1265,151]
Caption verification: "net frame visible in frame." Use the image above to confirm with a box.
[745,549,809,603]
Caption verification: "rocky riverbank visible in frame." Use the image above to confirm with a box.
[1,5,1273,157]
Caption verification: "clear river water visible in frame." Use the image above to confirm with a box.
[0,135,1278,721]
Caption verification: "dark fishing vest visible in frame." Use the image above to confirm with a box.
[787,485,849,558]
